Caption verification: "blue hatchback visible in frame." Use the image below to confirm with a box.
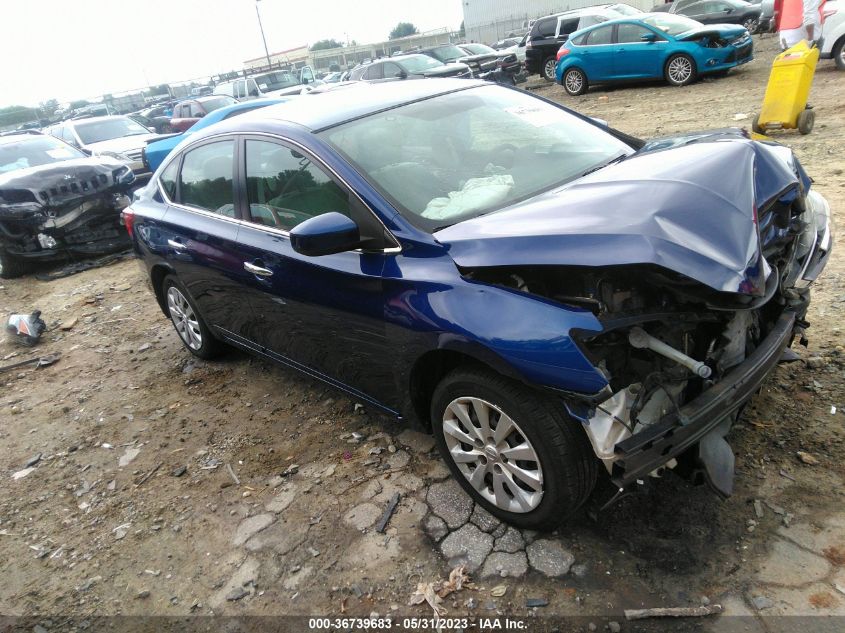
[142,98,289,172]
[555,13,753,95]
[125,79,830,529]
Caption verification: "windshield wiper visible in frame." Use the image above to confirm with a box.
[577,152,629,178]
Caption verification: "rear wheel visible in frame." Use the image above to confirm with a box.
[665,54,697,86]
[0,249,29,279]
[562,67,588,96]
[431,367,598,530]
[163,275,222,359]
[542,56,558,82]
[833,37,845,71]
[797,108,815,135]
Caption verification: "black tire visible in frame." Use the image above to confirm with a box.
[430,367,598,531]
[562,67,588,96]
[665,53,697,86]
[833,37,845,71]
[541,56,557,82]
[751,114,764,134]
[162,275,223,359]
[797,108,815,135]
[0,248,30,279]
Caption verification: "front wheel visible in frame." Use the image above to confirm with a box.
[833,37,845,71]
[0,249,29,279]
[665,54,697,86]
[431,367,598,530]
[562,68,588,96]
[742,17,758,32]
[542,56,558,82]
[163,275,222,359]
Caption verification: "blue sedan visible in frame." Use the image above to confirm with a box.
[555,13,753,95]
[142,97,288,172]
[124,80,830,529]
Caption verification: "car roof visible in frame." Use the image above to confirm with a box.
[65,115,130,126]
[232,78,486,131]
[0,131,46,145]
[537,3,614,20]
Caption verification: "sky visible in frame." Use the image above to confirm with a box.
[0,0,465,108]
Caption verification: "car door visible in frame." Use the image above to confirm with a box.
[613,23,667,78]
[232,135,399,408]
[679,1,719,24]
[364,63,385,80]
[579,24,616,81]
[156,138,262,348]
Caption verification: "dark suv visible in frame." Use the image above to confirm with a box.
[525,4,642,80]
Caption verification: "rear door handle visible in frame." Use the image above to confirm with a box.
[167,239,187,250]
[244,261,274,277]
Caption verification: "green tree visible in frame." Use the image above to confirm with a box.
[389,22,419,39]
[310,39,344,51]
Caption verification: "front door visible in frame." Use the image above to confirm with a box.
[233,136,399,408]
[613,23,666,79]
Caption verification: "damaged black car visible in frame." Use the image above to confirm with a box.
[0,131,135,278]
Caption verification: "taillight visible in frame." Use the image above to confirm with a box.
[122,206,136,238]
[556,47,570,61]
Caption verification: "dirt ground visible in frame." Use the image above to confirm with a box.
[1,36,844,632]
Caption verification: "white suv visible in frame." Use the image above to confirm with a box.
[821,0,845,70]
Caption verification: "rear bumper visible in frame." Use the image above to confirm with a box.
[610,310,796,487]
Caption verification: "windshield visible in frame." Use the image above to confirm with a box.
[400,55,444,72]
[607,3,643,15]
[319,85,632,231]
[462,43,496,55]
[642,13,702,36]
[74,117,151,144]
[253,71,298,91]
[0,136,84,172]
[201,96,238,112]
[428,45,469,62]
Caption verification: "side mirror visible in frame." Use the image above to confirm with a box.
[290,212,361,257]
[641,32,658,42]
[397,69,408,79]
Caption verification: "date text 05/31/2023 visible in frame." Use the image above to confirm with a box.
[308,617,529,630]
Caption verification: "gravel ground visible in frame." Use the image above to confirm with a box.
[1,35,844,631]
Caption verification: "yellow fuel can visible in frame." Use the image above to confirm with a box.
[753,41,819,135]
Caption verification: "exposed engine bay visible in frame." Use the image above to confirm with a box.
[0,158,135,276]
[462,179,832,497]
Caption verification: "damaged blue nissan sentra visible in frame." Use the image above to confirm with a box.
[125,80,832,529]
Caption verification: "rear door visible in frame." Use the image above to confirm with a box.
[232,135,399,408]
[613,22,667,78]
[156,137,261,348]
[578,24,616,81]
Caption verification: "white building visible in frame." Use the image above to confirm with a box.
[461,0,654,44]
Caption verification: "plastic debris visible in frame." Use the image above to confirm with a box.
[375,492,401,533]
[491,585,507,597]
[625,604,723,620]
[0,353,60,374]
[797,451,820,465]
[6,311,46,346]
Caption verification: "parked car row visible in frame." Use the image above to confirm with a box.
[124,79,831,529]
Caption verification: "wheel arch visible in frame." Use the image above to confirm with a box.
[407,342,528,432]
[150,263,177,317]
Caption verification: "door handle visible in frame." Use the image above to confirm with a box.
[244,261,274,277]
[167,239,187,250]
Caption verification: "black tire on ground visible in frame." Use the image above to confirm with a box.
[562,67,589,96]
[0,248,30,279]
[542,56,558,82]
[664,53,697,86]
[430,367,598,531]
[833,37,845,71]
[162,274,223,359]
[797,109,815,135]
[751,114,764,134]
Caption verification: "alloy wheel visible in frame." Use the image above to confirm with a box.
[544,59,557,81]
[743,18,758,32]
[441,396,544,513]
[167,286,203,350]
[668,56,692,84]
[565,70,584,94]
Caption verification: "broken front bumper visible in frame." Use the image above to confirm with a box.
[610,310,796,492]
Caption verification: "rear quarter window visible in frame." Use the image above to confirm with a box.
[534,17,557,37]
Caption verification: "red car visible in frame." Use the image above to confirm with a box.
[169,96,237,132]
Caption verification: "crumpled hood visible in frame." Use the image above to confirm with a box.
[676,24,748,40]
[435,136,805,296]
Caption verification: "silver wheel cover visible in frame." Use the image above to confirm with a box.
[544,59,557,79]
[668,56,692,84]
[442,397,544,513]
[167,286,203,350]
[565,70,583,94]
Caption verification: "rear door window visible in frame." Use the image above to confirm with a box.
[535,17,557,38]
[616,23,655,43]
[365,63,385,80]
[177,140,235,216]
[585,25,614,45]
